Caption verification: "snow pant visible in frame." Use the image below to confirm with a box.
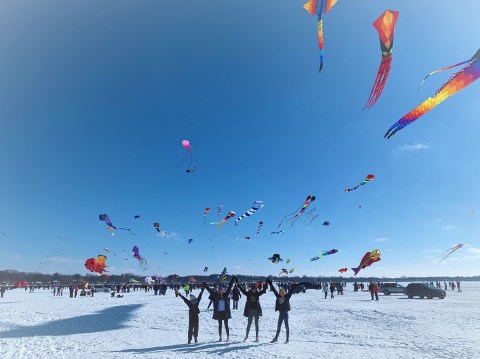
[370,291,375,300]
[245,309,260,338]
[274,311,289,340]
[233,300,239,309]
[374,292,379,300]
[330,290,334,298]
[188,316,199,343]
[324,291,328,299]
[217,319,229,337]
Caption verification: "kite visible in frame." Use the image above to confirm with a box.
[178,139,194,172]
[323,221,330,226]
[303,0,338,73]
[188,238,193,244]
[153,223,161,233]
[385,48,480,139]
[236,236,251,241]
[310,249,338,262]
[279,268,289,276]
[286,258,291,264]
[338,268,348,273]
[438,244,463,263]
[217,205,223,216]
[186,166,197,173]
[278,195,316,228]
[271,230,285,235]
[364,10,400,110]
[289,268,295,273]
[134,215,162,234]
[104,248,110,253]
[235,201,264,226]
[99,214,133,234]
[268,253,284,263]
[344,174,375,192]
[203,208,211,223]
[256,221,264,234]
[132,246,148,271]
[204,267,208,272]
[210,211,235,232]
[352,249,381,276]
[85,255,108,275]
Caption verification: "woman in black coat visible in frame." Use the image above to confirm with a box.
[267,278,297,343]
[235,278,268,342]
[232,285,241,310]
[204,277,235,342]
[176,286,205,344]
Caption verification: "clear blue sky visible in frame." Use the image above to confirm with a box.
[0,0,479,278]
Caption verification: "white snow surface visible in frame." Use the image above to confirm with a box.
[1,282,479,359]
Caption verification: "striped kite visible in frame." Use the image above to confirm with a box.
[304,0,337,72]
[364,10,400,110]
[344,174,375,192]
[385,49,480,139]
[278,195,316,228]
[235,201,264,226]
[310,249,338,262]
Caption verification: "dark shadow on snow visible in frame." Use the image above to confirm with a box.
[0,304,143,338]
[116,341,267,355]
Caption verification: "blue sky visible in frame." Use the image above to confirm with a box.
[0,0,479,278]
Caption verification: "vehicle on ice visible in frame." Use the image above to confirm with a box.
[405,283,446,299]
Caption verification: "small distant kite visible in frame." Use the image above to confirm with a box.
[268,253,284,263]
[217,205,223,216]
[468,210,474,217]
[286,258,291,264]
[178,139,194,172]
[303,0,338,73]
[235,201,264,226]
[204,267,208,272]
[256,221,264,235]
[352,249,381,276]
[289,268,295,274]
[310,249,338,262]
[134,215,162,234]
[99,214,133,234]
[385,49,480,139]
[344,174,375,192]
[338,268,348,273]
[203,208,211,223]
[439,244,463,262]
[279,268,289,276]
[271,230,285,235]
[364,10,400,110]
[322,221,330,226]
[186,166,197,173]
[132,246,148,271]
[188,238,193,244]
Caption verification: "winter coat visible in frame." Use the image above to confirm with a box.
[269,283,296,312]
[205,279,234,320]
[179,288,204,318]
[238,283,267,317]
[232,287,241,301]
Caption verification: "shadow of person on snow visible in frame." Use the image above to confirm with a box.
[0,304,143,338]
[117,342,267,355]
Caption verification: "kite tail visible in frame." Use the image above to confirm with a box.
[418,59,471,91]
[351,267,360,276]
[318,19,324,73]
[364,55,392,110]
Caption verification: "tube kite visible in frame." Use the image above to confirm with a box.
[271,230,285,235]
[344,174,375,192]
[310,249,338,262]
[303,0,337,73]
[352,249,381,276]
[364,10,400,110]
[385,49,480,139]
[210,210,235,232]
[203,208,211,223]
[217,205,223,216]
[439,243,463,263]
[235,201,264,226]
[278,195,316,228]
[256,221,264,235]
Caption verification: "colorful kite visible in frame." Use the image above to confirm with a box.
[344,174,375,192]
[210,211,235,232]
[338,268,348,273]
[439,244,463,262]
[279,268,289,276]
[178,139,194,172]
[235,201,264,226]
[310,249,338,262]
[256,221,264,234]
[303,0,338,72]
[134,214,162,234]
[364,10,400,110]
[153,223,161,233]
[85,255,108,275]
[385,49,480,139]
[271,230,285,235]
[132,246,148,271]
[203,208,211,223]
[217,205,223,216]
[278,195,316,228]
[352,249,381,276]
[289,268,295,274]
[286,258,291,264]
[268,253,284,263]
[99,214,133,234]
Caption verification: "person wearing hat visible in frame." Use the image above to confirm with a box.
[235,277,268,342]
[204,277,236,342]
[176,285,205,344]
[266,278,298,343]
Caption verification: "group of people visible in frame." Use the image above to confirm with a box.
[175,277,297,344]
[433,281,462,292]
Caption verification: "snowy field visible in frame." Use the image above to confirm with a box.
[1,282,479,359]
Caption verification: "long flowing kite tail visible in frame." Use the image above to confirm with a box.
[364,55,392,110]
[351,267,360,276]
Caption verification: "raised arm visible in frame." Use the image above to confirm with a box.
[268,281,280,298]
[225,277,235,297]
[203,282,214,295]
[178,291,193,308]
[258,280,268,296]
[236,281,248,296]
[196,287,205,306]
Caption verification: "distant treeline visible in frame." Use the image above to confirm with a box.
[1,269,479,285]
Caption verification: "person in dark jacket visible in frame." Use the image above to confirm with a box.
[176,286,205,344]
[232,284,241,310]
[0,285,5,298]
[236,278,268,342]
[267,278,297,343]
[204,277,235,342]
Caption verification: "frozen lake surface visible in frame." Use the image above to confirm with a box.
[1,282,479,359]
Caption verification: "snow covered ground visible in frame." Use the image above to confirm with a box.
[1,282,479,359]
